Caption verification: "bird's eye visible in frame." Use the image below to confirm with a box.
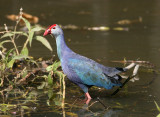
[53,27,56,29]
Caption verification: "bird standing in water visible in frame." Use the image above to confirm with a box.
[43,24,135,104]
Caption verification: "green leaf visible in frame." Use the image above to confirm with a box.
[7,59,15,68]
[21,47,29,56]
[48,88,54,99]
[5,48,15,62]
[48,73,53,86]
[29,59,39,67]
[22,70,28,78]
[21,32,28,37]
[35,36,53,51]
[66,112,78,117]
[154,101,160,112]
[46,61,61,72]
[52,61,61,71]
[6,54,28,68]
[0,40,12,47]
[9,80,14,86]
[22,17,31,31]
[55,71,64,78]
[31,26,45,32]
[1,32,24,39]
[1,32,14,39]
[37,82,46,89]
[13,55,28,60]
[46,65,53,72]
[157,114,160,117]
[22,106,30,110]
[28,31,34,47]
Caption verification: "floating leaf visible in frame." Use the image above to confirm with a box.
[35,36,53,51]
[21,47,29,56]
[66,112,78,117]
[22,17,31,31]
[113,27,129,31]
[88,26,110,31]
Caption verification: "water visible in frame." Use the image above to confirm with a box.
[0,0,160,117]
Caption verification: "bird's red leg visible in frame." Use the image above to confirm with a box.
[85,92,92,104]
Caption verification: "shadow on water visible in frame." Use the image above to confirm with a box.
[1,0,160,117]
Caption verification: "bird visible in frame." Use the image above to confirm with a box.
[43,24,135,104]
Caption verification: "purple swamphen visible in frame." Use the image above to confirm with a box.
[43,24,135,104]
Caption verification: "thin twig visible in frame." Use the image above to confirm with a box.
[97,97,108,109]
[4,24,19,55]
[0,31,10,34]
[87,101,98,108]
[16,68,41,84]
[62,75,66,117]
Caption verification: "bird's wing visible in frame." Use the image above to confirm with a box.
[67,56,122,89]
[100,65,126,77]
[69,53,125,77]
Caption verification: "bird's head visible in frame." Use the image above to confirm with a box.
[43,24,63,37]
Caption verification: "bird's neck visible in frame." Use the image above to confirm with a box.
[55,34,72,61]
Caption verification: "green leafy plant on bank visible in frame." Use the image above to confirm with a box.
[0,8,53,86]
[0,8,67,116]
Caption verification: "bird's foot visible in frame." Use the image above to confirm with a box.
[80,97,91,105]
[84,92,92,104]
[78,92,92,104]
[85,98,91,105]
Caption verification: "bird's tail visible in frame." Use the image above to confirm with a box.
[104,73,122,85]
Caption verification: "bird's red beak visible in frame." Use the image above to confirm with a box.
[43,29,51,36]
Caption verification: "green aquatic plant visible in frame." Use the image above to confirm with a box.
[154,101,160,117]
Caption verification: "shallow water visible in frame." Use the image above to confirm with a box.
[0,0,160,117]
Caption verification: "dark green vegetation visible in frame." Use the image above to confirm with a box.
[0,9,66,116]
